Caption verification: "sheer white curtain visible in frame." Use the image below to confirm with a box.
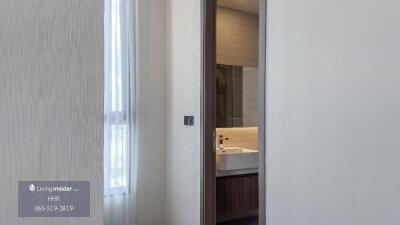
[104,0,137,224]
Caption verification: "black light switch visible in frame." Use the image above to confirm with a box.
[184,116,194,126]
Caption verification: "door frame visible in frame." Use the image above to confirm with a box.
[201,0,216,224]
[201,0,267,224]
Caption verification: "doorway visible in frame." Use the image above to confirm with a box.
[201,0,266,225]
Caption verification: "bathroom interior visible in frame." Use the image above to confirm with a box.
[215,0,260,225]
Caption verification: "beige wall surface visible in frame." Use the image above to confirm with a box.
[135,0,167,224]
[217,7,259,67]
[217,127,258,150]
[166,0,201,225]
[0,1,103,224]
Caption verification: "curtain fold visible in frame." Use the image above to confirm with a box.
[104,194,136,225]
[104,0,137,224]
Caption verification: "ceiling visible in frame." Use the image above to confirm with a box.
[217,0,259,15]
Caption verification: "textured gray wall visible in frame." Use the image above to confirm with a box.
[0,0,103,224]
[216,7,259,67]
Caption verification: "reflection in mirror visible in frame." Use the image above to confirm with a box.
[216,64,258,128]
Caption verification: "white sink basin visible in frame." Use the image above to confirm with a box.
[216,147,258,171]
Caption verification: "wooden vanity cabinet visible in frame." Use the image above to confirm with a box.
[216,173,259,221]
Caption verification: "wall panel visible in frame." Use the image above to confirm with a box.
[266,0,400,224]
[0,1,103,224]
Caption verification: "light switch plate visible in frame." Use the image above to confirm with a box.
[184,116,194,126]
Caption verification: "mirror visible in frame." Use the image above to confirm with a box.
[216,64,259,128]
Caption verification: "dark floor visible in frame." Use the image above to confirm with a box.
[217,216,258,225]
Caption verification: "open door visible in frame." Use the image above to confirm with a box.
[201,0,267,224]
